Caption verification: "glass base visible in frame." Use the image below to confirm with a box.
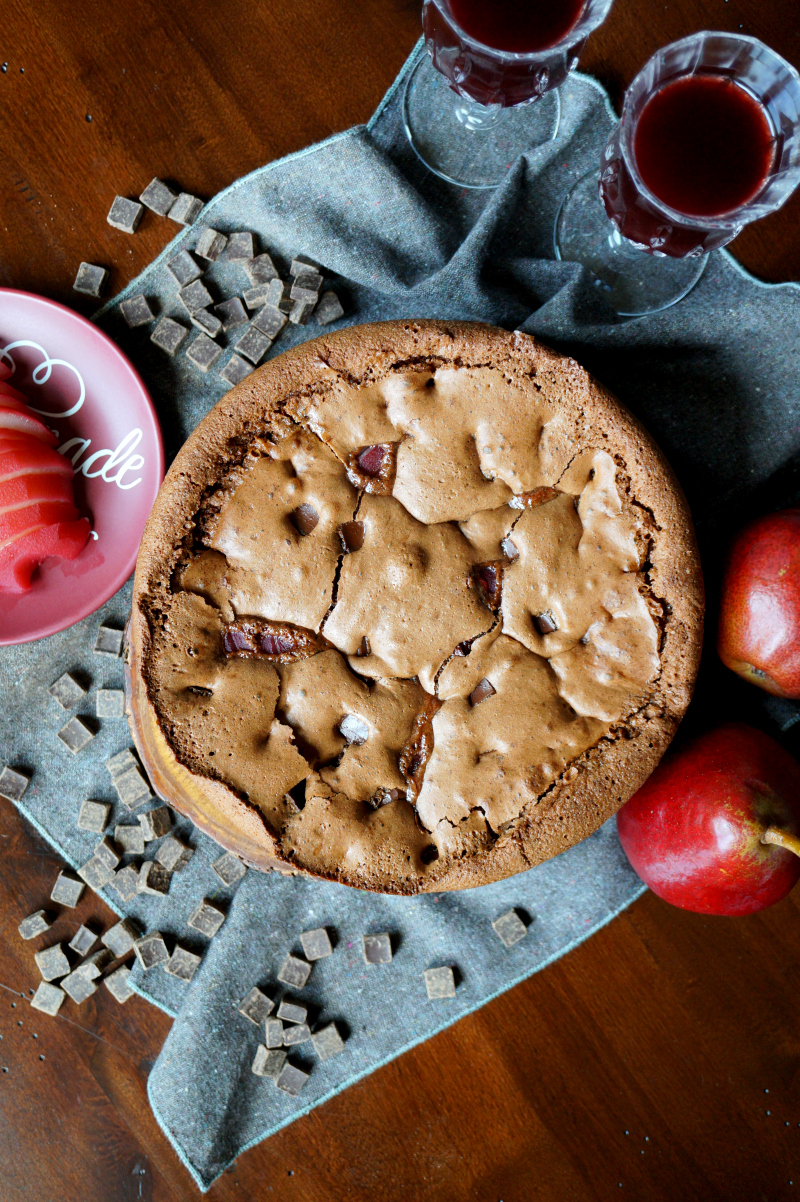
[554,170,708,316]
[402,54,560,189]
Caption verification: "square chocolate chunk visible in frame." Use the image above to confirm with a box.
[165,944,201,983]
[76,948,114,981]
[94,625,124,657]
[107,195,144,233]
[73,263,108,297]
[57,716,95,755]
[109,864,140,902]
[139,177,177,216]
[178,278,214,315]
[289,255,319,276]
[104,964,135,1003]
[492,909,527,948]
[101,917,141,958]
[77,855,116,891]
[226,231,255,260]
[244,253,278,285]
[252,305,287,340]
[214,296,248,330]
[276,1000,307,1025]
[191,308,222,338]
[252,1046,286,1080]
[0,766,29,803]
[120,294,155,328]
[167,249,203,288]
[35,943,70,982]
[266,277,292,309]
[105,747,138,780]
[196,227,228,261]
[50,871,85,907]
[155,835,193,872]
[48,672,86,709]
[362,933,392,965]
[238,986,275,1025]
[18,910,52,940]
[242,284,272,310]
[211,851,246,887]
[61,970,99,1004]
[220,354,253,388]
[282,1023,310,1047]
[114,824,145,855]
[137,861,172,896]
[186,332,223,374]
[234,325,271,365]
[114,767,151,809]
[188,899,225,938]
[424,966,456,999]
[94,836,121,872]
[275,1063,309,1096]
[311,1022,345,1062]
[265,1017,284,1048]
[151,316,188,357]
[138,806,173,842]
[96,688,125,719]
[168,192,203,226]
[314,290,345,326]
[31,981,65,1016]
[68,925,98,957]
[290,271,323,302]
[300,928,332,961]
[133,931,169,970]
[288,298,315,325]
[277,954,311,990]
[78,800,111,834]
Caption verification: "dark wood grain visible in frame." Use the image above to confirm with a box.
[2,1,800,1199]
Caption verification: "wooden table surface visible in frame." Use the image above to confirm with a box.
[2,2,800,1199]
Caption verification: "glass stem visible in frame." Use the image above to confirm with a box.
[453,96,502,131]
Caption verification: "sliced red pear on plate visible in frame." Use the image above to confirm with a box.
[0,517,92,592]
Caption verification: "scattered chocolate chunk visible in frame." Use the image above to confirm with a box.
[339,521,364,553]
[120,294,155,328]
[500,537,519,561]
[105,748,138,780]
[50,871,85,908]
[155,835,193,872]
[234,325,272,365]
[399,695,442,798]
[242,283,272,310]
[267,277,293,309]
[150,316,188,356]
[139,177,177,216]
[168,193,203,226]
[355,635,370,658]
[220,354,253,387]
[188,899,225,937]
[73,262,108,298]
[107,195,144,234]
[453,640,473,658]
[133,931,170,970]
[299,928,332,961]
[35,943,70,982]
[18,911,52,940]
[362,933,392,965]
[282,1023,311,1046]
[48,672,86,710]
[471,562,503,610]
[244,253,278,285]
[339,714,369,745]
[167,249,203,288]
[288,298,315,325]
[469,678,496,707]
[78,855,116,890]
[277,1000,307,1025]
[101,918,142,958]
[289,255,319,276]
[114,767,152,810]
[275,1062,309,1096]
[191,308,222,338]
[211,851,246,887]
[253,302,288,338]
[424,966,456,999]
[252,1046,286,1080]
[290,271,323,302]
[509,486,561,511]
[94,836,121,872]
[238,986,275,1025]
[222,618,326,663]
[165,944,201,982]
[104,964,135,1003]
[138,861,172,896]
[311,1022,345,1061]
[138,806,173,841]
[68,925,98,957]
[348,443,398,494]
[78,799,110,833]
[178,278,214,315]
[58,716,95,754]
[289,503,319,537]
[75,948,114,980]
[314,290,344,326]
[277,954,312,990]
[533,611,558,636]
[61,971,98,1005]
[109,864,140,902]
[94,624,124,657]
[30,981,65,1016]
[195,227,228,261]
[0,765,29,803]
[226,231,255,260]
[265,1017,284,1048]
[96,689,125,719]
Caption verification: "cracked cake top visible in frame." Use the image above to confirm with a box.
[127,320,703,894]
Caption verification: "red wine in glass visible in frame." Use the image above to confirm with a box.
[448,0,588,56]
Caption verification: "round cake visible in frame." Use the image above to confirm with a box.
[127,320,703,894]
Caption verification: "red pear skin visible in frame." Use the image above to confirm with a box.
[616,724,800,915]
[718,508,800,698]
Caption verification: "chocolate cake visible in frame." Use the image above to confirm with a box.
[126,320,703,894]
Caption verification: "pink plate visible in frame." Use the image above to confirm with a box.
[0,289,164,645]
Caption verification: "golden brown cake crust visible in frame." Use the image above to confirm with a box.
[128,319,704,894]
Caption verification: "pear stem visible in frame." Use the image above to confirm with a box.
[761,826,800,858]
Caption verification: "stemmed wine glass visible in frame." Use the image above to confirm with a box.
[554,32,800,316]
[403,0,616,190]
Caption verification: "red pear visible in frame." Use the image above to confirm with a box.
[616,723,800,915]
[718,508,800,698]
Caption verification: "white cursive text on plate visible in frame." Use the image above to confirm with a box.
[59,429,145,491]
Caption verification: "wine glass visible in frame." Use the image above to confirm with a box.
[554,32,800,317]
[403,0,616,190]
